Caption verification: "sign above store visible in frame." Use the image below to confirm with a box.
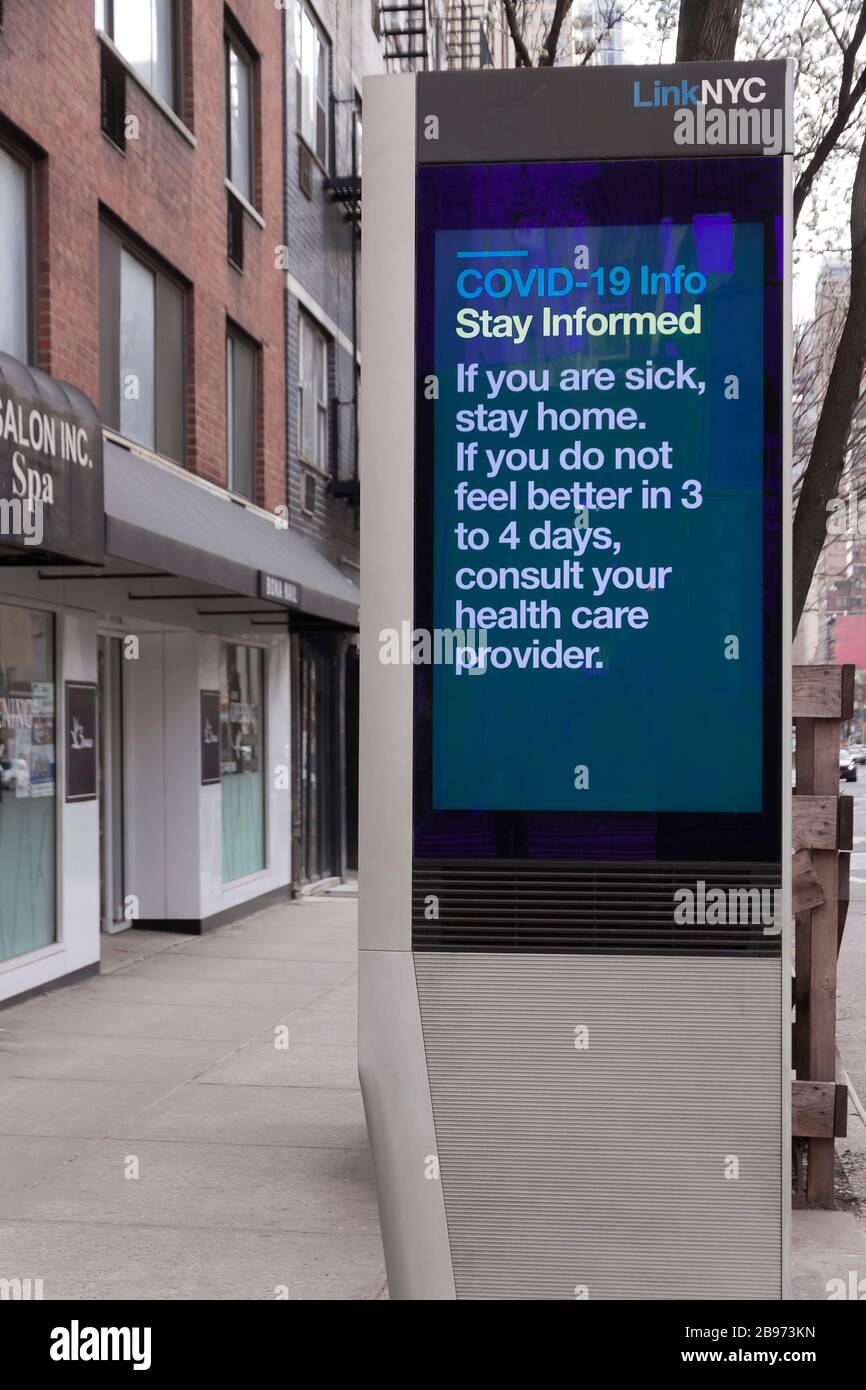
[258,572,301,607]
[0,352,104,566]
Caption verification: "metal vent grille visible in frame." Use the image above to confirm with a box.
[415,951,783,1300]
[413,859,782,957]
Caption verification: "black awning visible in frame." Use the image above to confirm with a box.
[104,440,360,628]
[0,352,104,565]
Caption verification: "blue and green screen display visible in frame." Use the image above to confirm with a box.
[417,160,782,826]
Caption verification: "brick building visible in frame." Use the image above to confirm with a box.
[283,0,382,884]
[0,0,359,1003]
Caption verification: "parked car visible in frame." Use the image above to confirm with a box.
[840,748,858,782]
[849,743,866,765]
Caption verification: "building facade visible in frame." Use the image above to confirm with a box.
[0,0,359,1004]
[283,0,383,886]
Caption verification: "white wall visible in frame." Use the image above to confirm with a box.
[125,628,292,925]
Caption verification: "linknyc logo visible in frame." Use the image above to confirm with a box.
[633,75,784,155]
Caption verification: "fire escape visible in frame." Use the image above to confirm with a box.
[324,97,362,507]
[379,1,430,71]
[445,0,485,69]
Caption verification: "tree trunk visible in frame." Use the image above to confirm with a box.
[676,0,743,61]
[793,129,866,631]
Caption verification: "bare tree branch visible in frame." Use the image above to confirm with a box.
[503,0,533,66]
[540,0,573,66]
[793,123,866,628]
[795,2,866,225]
[676,0,743,60]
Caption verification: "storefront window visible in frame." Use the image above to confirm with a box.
[0,605,55,962]
[220,643,265,881]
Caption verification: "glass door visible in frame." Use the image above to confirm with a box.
[98,635,126,933]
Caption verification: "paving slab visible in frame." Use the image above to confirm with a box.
[0,1077,169,1139]
[100,929,189,975]
[114,952,355,986]
[0,1134,95,1190]
[181,936,357,963]
[68,973,332,1013]
[0,997,286,1043]
[792,1208,866,1300]
[0,1220,385,1301]
[116,1081,368,1149]
[0,1031,230,1084]
[197,1040,358,1089]
[7,1138,379,1235]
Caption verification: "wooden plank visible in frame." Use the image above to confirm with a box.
[793,795,839,850]
[793,716,815,792]
[793,721,816,1084]
[793,665,854,719]
[806,718,841,1208]
[792,1081,848,1138]
[792,849,825,914]
[792,1080,837,1137]
[834,1082,849,1140]
[839,794,854,852]
[794,912,812,1079]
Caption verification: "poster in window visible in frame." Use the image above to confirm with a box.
[221,646,261,777]
[65,682,98,802]
[0,689,33,800]
[201,690,221,786]
[30,681,56,798]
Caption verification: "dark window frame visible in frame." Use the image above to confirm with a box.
[0,125,37,366]
[99,213,188,465]
[226,320,261,503]
[295,0,331,174]
[97,0,185,117]
[224,11,259,210]
[297,311,331,476]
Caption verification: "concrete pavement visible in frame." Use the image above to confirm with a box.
[2,885,865,1301]
[0,897,386,1301]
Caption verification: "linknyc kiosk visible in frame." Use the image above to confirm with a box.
[360,60,792,1300]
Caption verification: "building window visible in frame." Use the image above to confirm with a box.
[301,470,317,516]
[96,0,179,113]
[0,605,56,963]
[119,248,156,449]
[295,1,329,168]
[99,220,186,463]
[0,141,32,363]
[220,643,265,882]
[225,21,255,205]
[226,327,258,500]
[299,314,329,472]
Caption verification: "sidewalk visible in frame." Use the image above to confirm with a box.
[0,897,386,1301]
[3,892,864,1302]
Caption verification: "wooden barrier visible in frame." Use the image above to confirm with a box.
[792,664,853,1209]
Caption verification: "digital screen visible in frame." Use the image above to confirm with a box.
[416,159,782,824]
